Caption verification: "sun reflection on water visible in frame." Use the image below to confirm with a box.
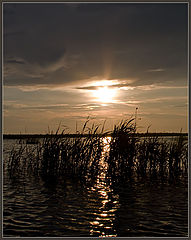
[89,137,120,237]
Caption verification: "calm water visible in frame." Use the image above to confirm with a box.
[3,139,188,237]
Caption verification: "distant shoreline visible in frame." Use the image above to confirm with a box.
[3,132,188,139]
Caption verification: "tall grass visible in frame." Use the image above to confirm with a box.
[6,118,188,185]
[106,120,188,184]
[7,121,106,183]
[106,119,137,181]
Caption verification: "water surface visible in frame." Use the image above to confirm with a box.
[3,139,188,237]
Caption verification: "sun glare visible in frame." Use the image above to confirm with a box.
[93,86,116,103]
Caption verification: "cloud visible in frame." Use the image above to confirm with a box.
[146,68,165,72]
[3,3,188,89]
[76,82,135,91]
[4,101,103,110]
[5,58,25,64]
[4,31,26,37]
[77,86,98,90]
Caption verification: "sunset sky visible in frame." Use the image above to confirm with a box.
[3,3,188,134]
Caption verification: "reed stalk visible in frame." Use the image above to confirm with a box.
[6,119,188,185]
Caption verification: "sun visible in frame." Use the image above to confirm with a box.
[93,86,116,103]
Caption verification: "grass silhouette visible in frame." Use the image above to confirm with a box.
[7,118,188,185]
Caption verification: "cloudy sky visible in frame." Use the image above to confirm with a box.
[3,3,188,134]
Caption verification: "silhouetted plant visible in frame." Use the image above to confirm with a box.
[6,118,188,185]
[106,119,137,181]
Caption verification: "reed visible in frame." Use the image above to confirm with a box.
[106,120,188,184]
[7,120,105,183]
[168,134,188,179]
[106,119,137,182]
[6,118,188,185]
[136,136,169,179]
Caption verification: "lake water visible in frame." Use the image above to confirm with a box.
[3,139,188,237]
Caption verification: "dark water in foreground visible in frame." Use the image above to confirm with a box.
[3,139,188,237]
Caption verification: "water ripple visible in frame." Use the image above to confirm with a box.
[3,139,188,237]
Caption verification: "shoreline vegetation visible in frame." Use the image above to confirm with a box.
[3,132,188,139]
[5,119,188,185]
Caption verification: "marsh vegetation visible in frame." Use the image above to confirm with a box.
[6,118,188,184]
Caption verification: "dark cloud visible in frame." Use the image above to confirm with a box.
[4,8,14,15]
[6,59,25,64]
[4,31,25,37]
[3,3,188,87]
[77,86,99,90]
[76,82,134,90]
